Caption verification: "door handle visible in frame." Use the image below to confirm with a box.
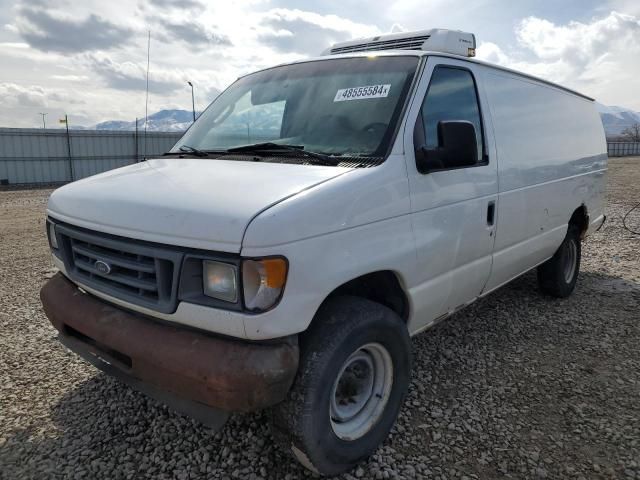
[487,201,496,226]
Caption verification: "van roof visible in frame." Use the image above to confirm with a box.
[245,50,594,102]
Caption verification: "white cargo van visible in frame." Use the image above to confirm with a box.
[41,29,607,475]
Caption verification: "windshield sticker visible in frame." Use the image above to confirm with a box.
[334,84,391,102]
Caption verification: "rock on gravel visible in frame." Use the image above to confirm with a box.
[1,159,639,479]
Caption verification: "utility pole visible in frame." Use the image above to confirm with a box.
[61,114,74,181]
[187,81,196,122]
[144,30,150,159]
[39,112,47,129]
[134,117,139,163]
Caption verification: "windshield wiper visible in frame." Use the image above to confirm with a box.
[227,142,339,166]
[178,145,209,157]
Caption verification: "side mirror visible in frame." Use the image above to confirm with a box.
[415,120,477,173]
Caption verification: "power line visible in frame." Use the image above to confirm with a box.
[623,202,640,235]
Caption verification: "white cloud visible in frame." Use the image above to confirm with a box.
[0,42,28,48]
[1,1,639,127]
[476,11,640,109]
[83,53,185,93]
[0,83,48,108]
[258,8,379,55]
[0,82,81,108]
[475,42,510,65]
[14,6,134,52]
[262,8,379,38]
[516,11,640,66]
[50,74,89,82]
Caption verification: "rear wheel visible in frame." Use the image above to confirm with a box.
[537,224,581,298]
[270,296,411,476]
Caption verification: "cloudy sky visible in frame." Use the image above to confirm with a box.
[1,0,639,128]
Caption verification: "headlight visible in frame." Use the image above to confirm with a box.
[202,261,237,303]
[48,221,58,249]
[242,258,287,312]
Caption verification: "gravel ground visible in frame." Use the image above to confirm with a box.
[1,158,639,480]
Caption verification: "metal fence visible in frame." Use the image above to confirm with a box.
[607,142,640,157]
[0,128,183,185]
[1,129,637,185]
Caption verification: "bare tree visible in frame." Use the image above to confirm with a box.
[621,123,640,142]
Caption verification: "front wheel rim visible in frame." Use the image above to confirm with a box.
[563,238,578,283]
[329,342,394,441]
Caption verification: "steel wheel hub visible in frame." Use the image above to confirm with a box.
[330,343,393,441]
[563,239,577,283]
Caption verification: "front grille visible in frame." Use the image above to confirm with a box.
[56,224,183,313]
[71,241,161,300]
[330,35,431,54]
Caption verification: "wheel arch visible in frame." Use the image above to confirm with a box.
[569,204,589,238]
[315,270,410,325]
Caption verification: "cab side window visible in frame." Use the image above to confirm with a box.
[419,67,485,164]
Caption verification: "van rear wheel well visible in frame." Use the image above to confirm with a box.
[323,271,409,323]
[569,205,589,238]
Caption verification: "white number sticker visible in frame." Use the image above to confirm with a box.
[334,84,391,102]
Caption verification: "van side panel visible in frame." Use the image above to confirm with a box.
[481,70,607,293]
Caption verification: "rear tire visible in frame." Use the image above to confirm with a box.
[270,296,411,476]
[537,224,581,298]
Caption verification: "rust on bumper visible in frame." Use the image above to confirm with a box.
[41,273,299,413]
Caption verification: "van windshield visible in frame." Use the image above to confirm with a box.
[171,56,419,160]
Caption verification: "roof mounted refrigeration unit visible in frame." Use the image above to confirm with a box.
[323,29,476,57]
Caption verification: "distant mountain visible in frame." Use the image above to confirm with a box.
[596,103,640,138]
[93,105,640,140]
[95,109,197,132]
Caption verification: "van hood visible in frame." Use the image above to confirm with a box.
[47,158,351,252]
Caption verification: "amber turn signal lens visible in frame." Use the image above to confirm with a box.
[262,258,287,288]
[242,258,288,311]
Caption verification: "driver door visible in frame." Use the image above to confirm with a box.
[404,57,498,333]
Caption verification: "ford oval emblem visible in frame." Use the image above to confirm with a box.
[94,260,112,275]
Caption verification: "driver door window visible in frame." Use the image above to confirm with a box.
[416,66,485,167]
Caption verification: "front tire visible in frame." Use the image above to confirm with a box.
[537,224,581,298]
[271,296,411,476]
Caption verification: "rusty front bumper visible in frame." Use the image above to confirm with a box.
[41,273,299,413]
